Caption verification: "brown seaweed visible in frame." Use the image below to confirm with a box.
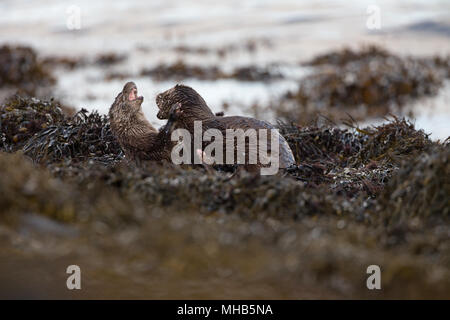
[0,41,449,297]
[140,60,282,82]
[0,45,55,96]
[274,46,449,124]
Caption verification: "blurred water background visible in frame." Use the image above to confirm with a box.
[1,0,449,138]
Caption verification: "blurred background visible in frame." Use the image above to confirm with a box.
[1,0,449,138]
[1,0,450,300]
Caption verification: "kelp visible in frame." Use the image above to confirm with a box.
[278,118,433,198]
[0,96,66,152]
[0,94,449,299]
[305,45,391,67]
[23,108,122,164]
[140,60,282,82]
[0,45,55,94]
[377,144,449,221]
[0,95,442,208]
[275,46,449,124]
[348,117,433,167]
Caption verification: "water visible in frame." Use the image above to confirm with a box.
[1,0,449,138]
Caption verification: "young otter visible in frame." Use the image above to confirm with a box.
[109,82,179,163]
[155,84,296,170]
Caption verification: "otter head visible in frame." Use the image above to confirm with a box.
[115,81,144,111]
[155,84,213,119]
[124,81,144,106]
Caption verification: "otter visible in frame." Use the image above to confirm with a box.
[109,82,180,163]
[155,84,296,170]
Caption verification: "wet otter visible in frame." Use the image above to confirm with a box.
[155,84,296,170]
[109,82,179,163]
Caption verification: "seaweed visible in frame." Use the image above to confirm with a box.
[94,53,127,66]
[0,96,449,298]
[229,66,282,82]
[274,46,449,124]
[173,38,272,58]
[348,117,433,167]
[377,144,449,221]
[0,96,66,152]
[42,55,87,70]
[0,96,120,163]
[23,108,122,164]
[43,52,126,70]
[0,152,138,226]
[0,94,441,207]
[278,117,437,198]
[0,45,55,96]
[140,60,225,81]
[140,60,282,82]
[304,45,390,67]
[0,41,448,298]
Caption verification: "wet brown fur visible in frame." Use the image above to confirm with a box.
[156,84,296,169]
[109,82,175,163]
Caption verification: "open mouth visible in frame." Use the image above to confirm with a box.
[128,87,143,102]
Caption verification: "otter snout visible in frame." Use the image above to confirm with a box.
[157,110,166,119]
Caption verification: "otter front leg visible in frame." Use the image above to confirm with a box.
[161,103,183,136]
